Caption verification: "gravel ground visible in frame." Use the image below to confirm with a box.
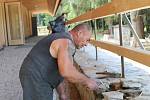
[0,36,150,100]
[0,36,44,100]
[0,47,29,100]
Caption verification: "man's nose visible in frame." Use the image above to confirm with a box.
[85,41,88,45]
[84,42,87,46]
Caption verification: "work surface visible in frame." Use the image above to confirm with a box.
[73,45,150,99]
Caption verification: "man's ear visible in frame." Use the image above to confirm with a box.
[77,30,82,38]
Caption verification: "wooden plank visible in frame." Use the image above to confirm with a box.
[28,11,32,36]
[21,5,32,38]
[21,0,48,14]
[0,0,19,2]
[47,0,56,15]
[2,0,65,16]
[52,0,61,16]
[66,0,150,25]
[22,1,47,10]
[0,3,7,47]
[0,3,8,46]
[5,2,24,45]
[2,2,7,46]
[0,0,4,3]
[31,9,50,14]
[47,0,61,16]
[89,39,150,67]
[27,11,32,37]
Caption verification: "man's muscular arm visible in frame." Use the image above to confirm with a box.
[57,39,99,90]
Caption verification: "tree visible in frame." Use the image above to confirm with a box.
[36,13,54,26]
[130,11,144,39]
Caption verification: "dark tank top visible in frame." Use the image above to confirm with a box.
[25,32,73,88]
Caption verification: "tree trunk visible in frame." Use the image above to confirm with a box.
[130,11,144,39]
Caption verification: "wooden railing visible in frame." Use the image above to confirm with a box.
[65,1,150,99]
[90,39,150,67]
[66,0,150,67]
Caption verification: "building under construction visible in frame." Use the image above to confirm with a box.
[0,0,150,100]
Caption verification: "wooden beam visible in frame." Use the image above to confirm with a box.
[47,0,61,16]
[89,39,150,67]
[21,0,48,13]
[53,0,61,16]
[0,3,6,47]
[66,0,150,25]
[31,10,50,14]
[1,0,19,2]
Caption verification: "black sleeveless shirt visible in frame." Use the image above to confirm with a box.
[24,32,73,88]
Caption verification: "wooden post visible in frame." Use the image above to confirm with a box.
[0,3,7,47]
[119,14,125,78]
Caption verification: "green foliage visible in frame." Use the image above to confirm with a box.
[140,8,150,37]
[36,0,112,28]
[35,0,149,38]
[56,0,110,20]
[36,13,54,26]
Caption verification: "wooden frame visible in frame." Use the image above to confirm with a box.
[2,0,19,2]
[28,11,32,36]
[53,0,61,16]
[65,0,150,74]
[22,5,30,38]
[21,0,49,14]
[0,2,7,46]
[90,39,150,67]
[5,2,24,45]
[66,0,150,24]
[47,0,61,16]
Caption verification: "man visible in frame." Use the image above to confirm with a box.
[19,22,100,100]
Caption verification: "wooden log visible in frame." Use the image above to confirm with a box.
[109,82,123,91]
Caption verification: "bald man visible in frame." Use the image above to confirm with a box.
[19,23,99,100]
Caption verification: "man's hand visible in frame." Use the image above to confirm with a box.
[86,79,100,91]
[56,80,69,100]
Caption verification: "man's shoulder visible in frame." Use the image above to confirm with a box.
[53,38,70,48]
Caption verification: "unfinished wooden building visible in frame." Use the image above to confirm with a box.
[0,0,150,100]
[0,0,60,47]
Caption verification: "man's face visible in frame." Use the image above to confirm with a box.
[76,30,91,49]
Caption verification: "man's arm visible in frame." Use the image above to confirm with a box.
[57,39,99,90]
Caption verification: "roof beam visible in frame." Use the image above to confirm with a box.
[22,2,47,10]
[47,0,61,16]
[0,0,19,2]
[32,10,50,14]
[66,0,150,24]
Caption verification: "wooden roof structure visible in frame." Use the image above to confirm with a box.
[66,0,150,24]
[1,0,150,67]
[65,0,150,68]
[1,0,61,15]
